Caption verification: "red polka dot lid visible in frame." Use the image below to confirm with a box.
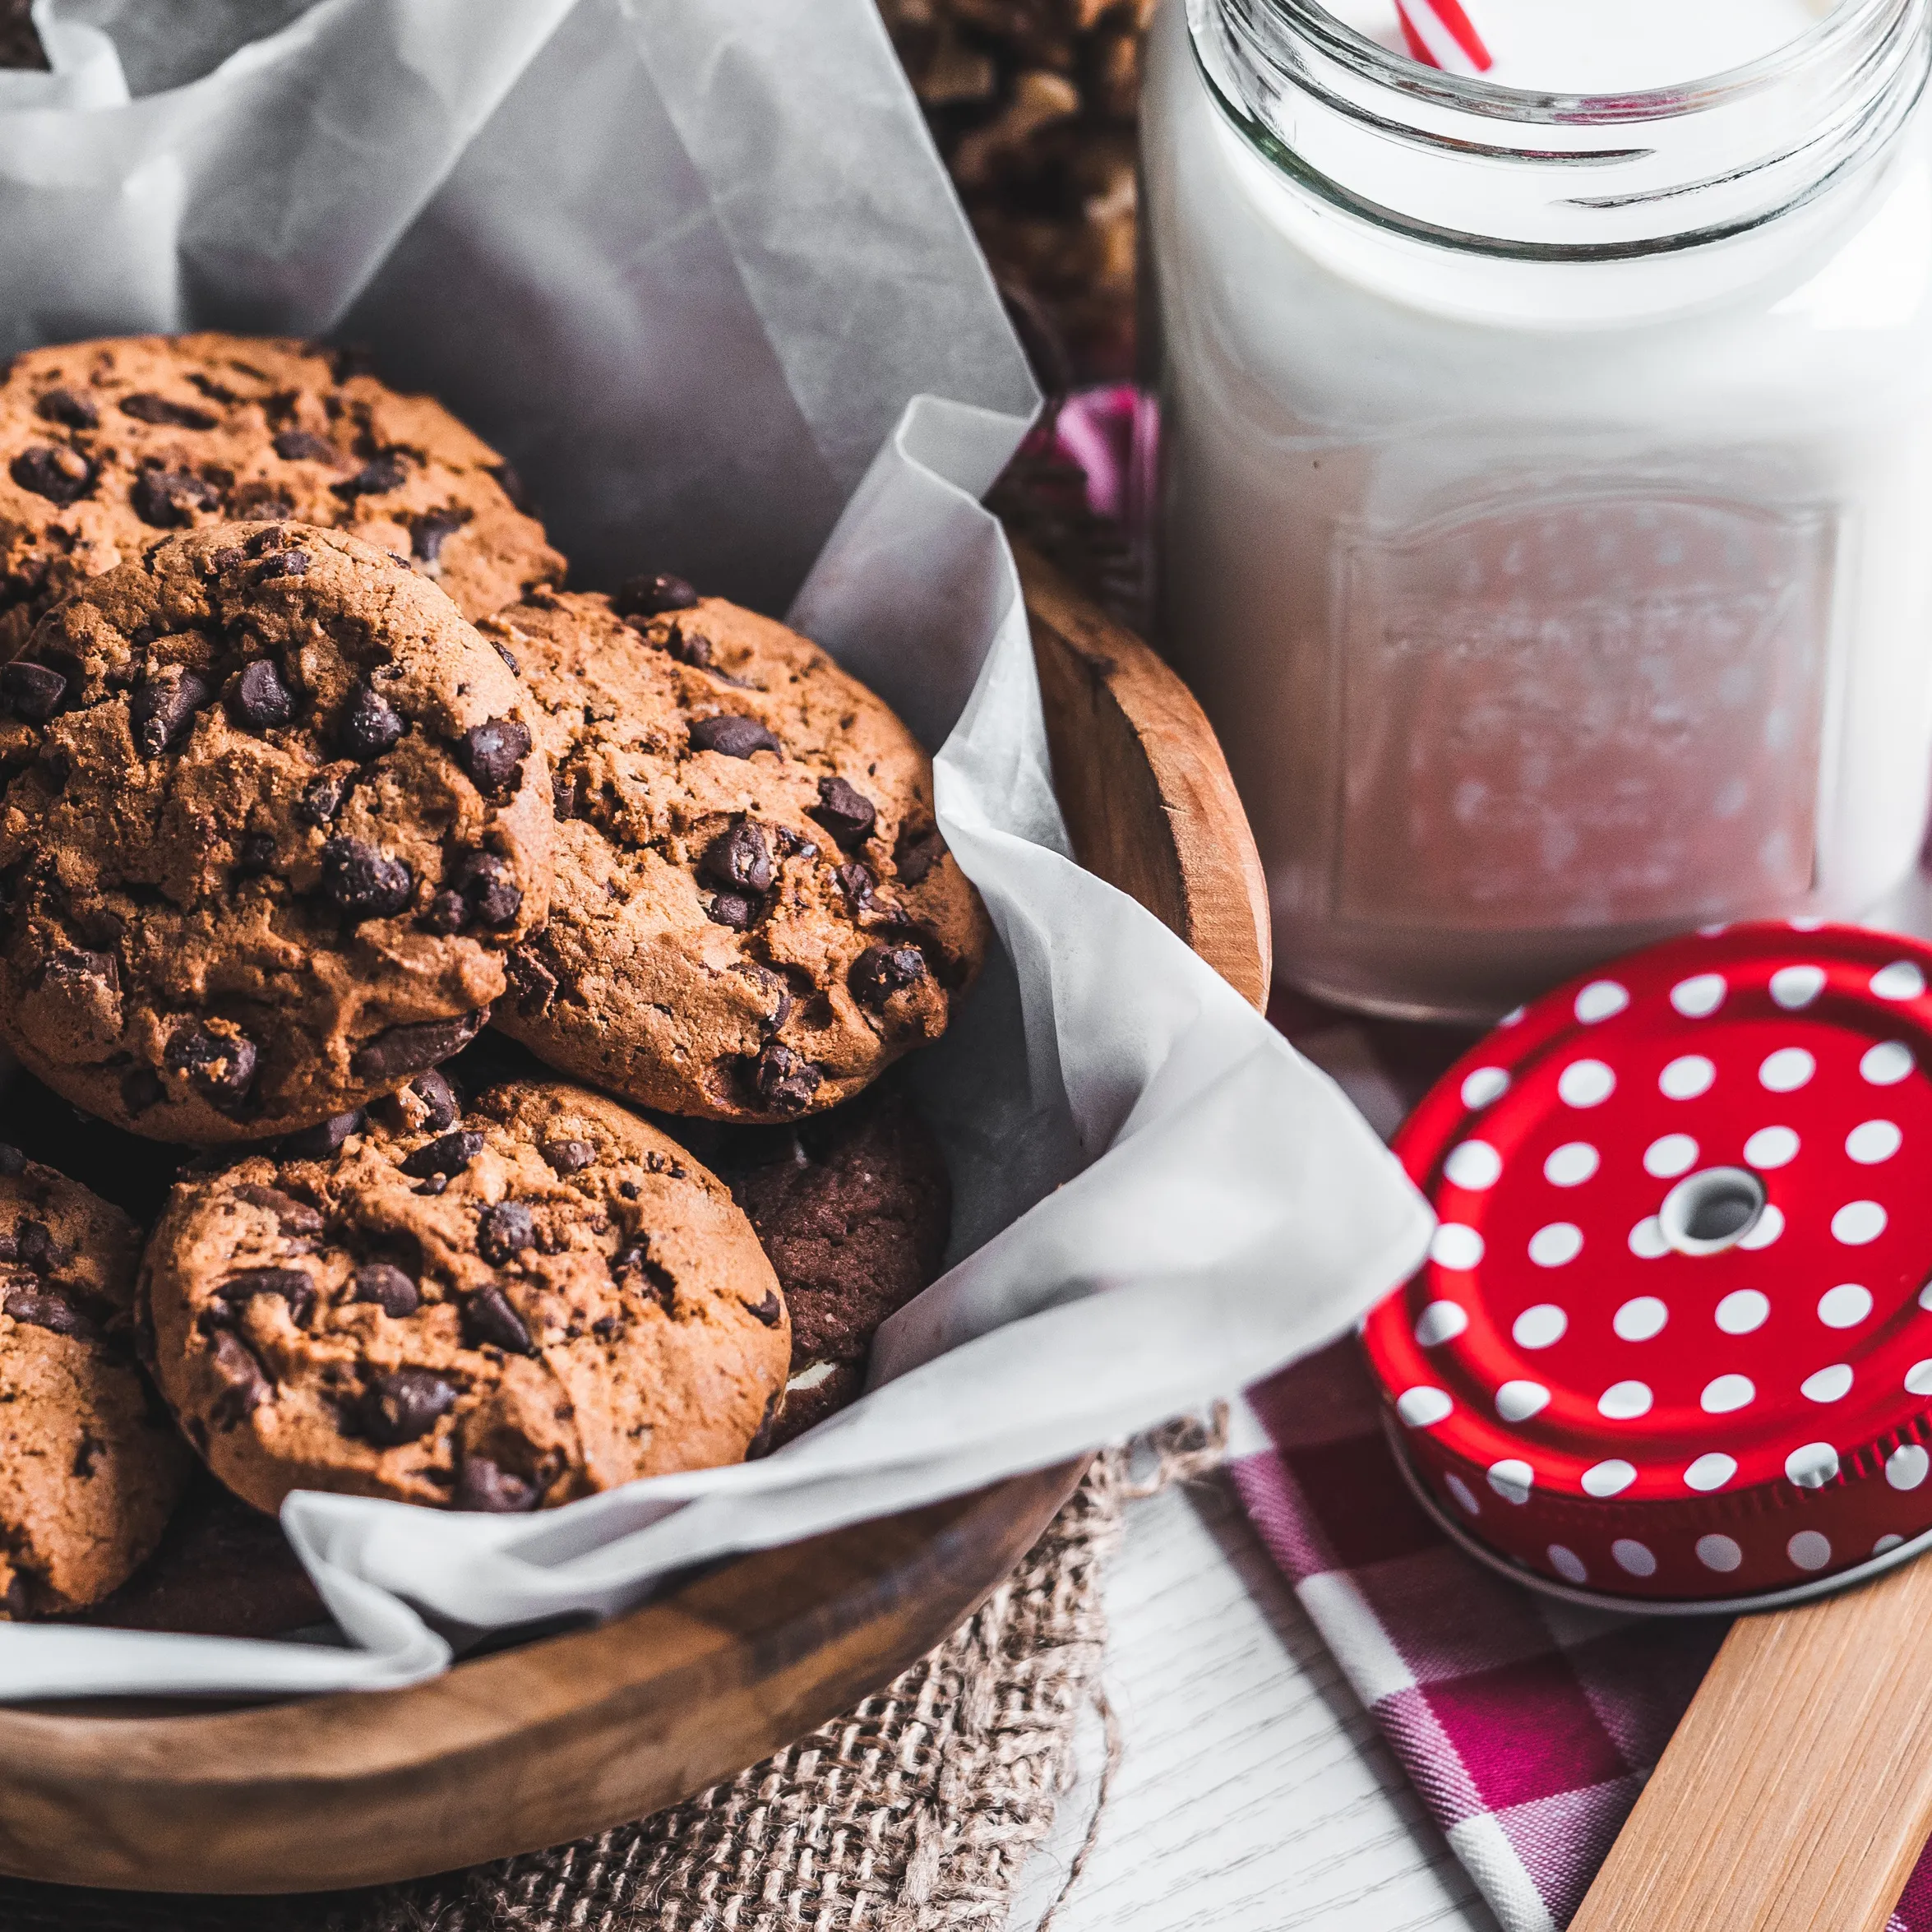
[1361,922,1932,1606]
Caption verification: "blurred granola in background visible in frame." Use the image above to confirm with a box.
[878,0,1151,388]
[1,0,44,69]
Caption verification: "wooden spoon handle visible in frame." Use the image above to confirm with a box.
[1571,1554,1932,1932]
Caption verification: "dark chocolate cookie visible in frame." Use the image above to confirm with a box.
[0,1146,192,1616]
[0,332,562,655]
[0,521,553,1143]
[142,1079,789,1515]
[483,587,991,1121]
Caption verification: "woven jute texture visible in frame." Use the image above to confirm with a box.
[0,1454,1135,1932]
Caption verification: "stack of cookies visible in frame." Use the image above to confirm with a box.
[0,334,988,1629]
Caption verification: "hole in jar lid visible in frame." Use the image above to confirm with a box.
[1659,1167,1767,1257]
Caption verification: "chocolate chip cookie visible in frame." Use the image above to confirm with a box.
[0,332,562,655]
[142,1079,790,1514]
[0,1144,192,1615]
[700,1083,951,1447]
[483,584,991,1121]
[0,521,553,1143]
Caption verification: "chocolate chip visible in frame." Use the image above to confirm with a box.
[233,659,295,730]
[328,343,377,382]
[489,460,534,511]
[541,1138,595,1176]
[337,682,404,759]
[131,465,220,527]
[400,1130,484,1179]
[210,1329,272,1424]
[229,482,294,520]
[10,446,95,506]
[689,714,779,760]
[505,947,557,1019]
[700,820,773,895]
[1,1573,30,1620]
[743,1288,783,1328]
[478,1201,537,1264]
[453,1455,539,1512]
[591,1314,623,1342]
[298,773,347,826]
[256,548,309,581]
[164,1024,258,1112]
[895,825,945,885]
[410,1070,460,1132]
[277,1109,363,1159]
[120,1065,165,1115]
[73,1433,99,1478]
[235,831,278,878]
[462,1285,534,1356]
[13,1223,54,1272]
[0,661,67,723]
[224,1267,316,1328]
[421,890,465,936]
[271,429,336,462]
[414,1175,449,1197]
[706,890,758,930]
[349,1010,484,1081]
[458,717,531,796]
[852,944,928,1009]
[746,1389,782,1459]
[335,453,406,497]
[551,772,579,820]
[836,862,875,908]
[232,1186,324,1235]
[751,1039,822,1112]
[209,546,247,575]
[614,572,700,618]
[656,622,715,671]
[119,393,216,430]
[130,668,215,758]
[411,507,471,563]
[362,1367,454,1445]
[35,387,96,430]
[2,1286,86,1337]
[321,836,414,921]
[0,1146,23,1177]
[353,1265,422,1320]
[811,776,876,850]
[492,639,520,676]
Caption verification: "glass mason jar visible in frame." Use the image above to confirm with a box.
[1142,0,1932,1020]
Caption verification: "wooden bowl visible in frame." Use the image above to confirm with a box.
[0,543,1272,1893]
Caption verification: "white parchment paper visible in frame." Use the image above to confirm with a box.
[0,0,1432,1699]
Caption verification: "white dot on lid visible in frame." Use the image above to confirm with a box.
[1920,1280,1932,1312]
[1545,1142,1599,1187]
[1547,1544,1588,1583]
[1873,960,1927,1001]
[1847,1120,1902,1165]
[1696,1534,1743,1574]
[1500,1005,1527,1028]
[1582,1458,1636,1497]
[1512,1303,1568,1350]
[1528,1223,1583,1268]
[1699,922,1729,937]
[1670,973,1726,1018]
[1495,1380,1551,1422]
[1629,1217,1670,1259]
[1716,1289,1770,1335]
[1443,1140,1503,1190]
[1788,1530,1833,1570]
[1785,1442,1840,1489]
[1612,1539,1658,1578]
[1702,1374,1755,1413]
[1908,1360,1932,1396]
[1831,1202,1887,1247]
[1643,1133,1699,1179]
[1819,1283,1874,1328]
[1613,1296,1669,1343]
[1431,1223,1485,1270]
[1462,1066,1510,1109]
[1759,1047,1816,1093]
[1599,1380,1653,1420]
[1875,1534,1907,1555]
[1685,1452,1737,1491]
[1660,1055,1717,1101]
[1397,1386,1453,1427]
[1743,1125,1800,1170]
[1487,1458,1534,1504]
[1445,1474,1481,1515]
[1801,1364,1853,1403]
[1888,1444,1930,1491]
[1739,1203,1786,1250]
[1790,916,1826,931]
[1413,1301,1468,1347]
[1862,1040,1914,1086]
[1575,980,1630,1024]
[1559,1060,1616,1108]
[1770,964,1826,1010]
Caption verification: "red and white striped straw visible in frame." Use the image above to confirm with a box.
[1395,0,1493,74]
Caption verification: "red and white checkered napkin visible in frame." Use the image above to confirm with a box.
[1237,993,1932,1932]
